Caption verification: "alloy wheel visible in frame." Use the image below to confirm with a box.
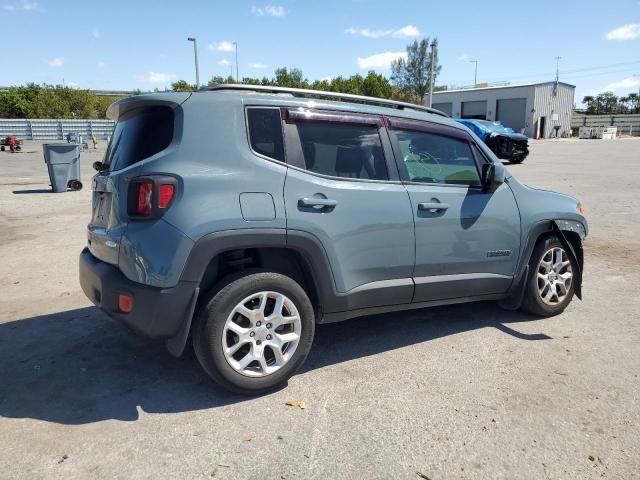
[536,247,573,306]
[222,291,301,377]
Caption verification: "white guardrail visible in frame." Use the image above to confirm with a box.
[0,119,115,140]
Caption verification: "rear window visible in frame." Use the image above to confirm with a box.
[246,107,285,161]
[104,106,174,171]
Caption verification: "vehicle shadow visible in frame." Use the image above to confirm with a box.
[0,302,548,425]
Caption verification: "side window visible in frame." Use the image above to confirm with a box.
[295,122,388,180]
[247,108,285,162]
[394,129,481,186]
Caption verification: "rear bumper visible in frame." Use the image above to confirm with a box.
[79,248,197,338]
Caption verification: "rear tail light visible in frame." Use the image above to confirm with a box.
[117,293,134,313]
[158,184,175,209]
[128,176,178,219]
[137,182,153,215]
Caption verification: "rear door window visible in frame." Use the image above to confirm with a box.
[104,106,174,171]
[295,122,388,180]
[246,107,285,162]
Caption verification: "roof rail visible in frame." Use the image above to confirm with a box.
[201,84,449,117]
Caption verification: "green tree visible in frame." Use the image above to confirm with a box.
[171,80,197,92]
[361,71,392,98]
[207,75,235,86]
[273,68,309,88]
[628,93,639,114]
[391,38,441,104]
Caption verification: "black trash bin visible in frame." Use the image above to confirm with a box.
[43,143,82,193]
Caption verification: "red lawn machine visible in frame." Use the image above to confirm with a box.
[0,136,23,152]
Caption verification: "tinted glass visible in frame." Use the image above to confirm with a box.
[395,130,480,186]
[247,108,285,161]
[104,106,174,171]
[296,123,388,180]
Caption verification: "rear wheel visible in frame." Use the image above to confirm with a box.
[193,271,315,394]
[521,236,575,316]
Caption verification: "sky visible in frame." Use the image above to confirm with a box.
[1,0,639,105]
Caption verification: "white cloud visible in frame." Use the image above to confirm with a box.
[345,25,420,39]
[601,77,640,92]
[66,82,80,88]
[249,63,268,69]
[320,76,333,82]
[3,0,41,11]
[92,29,101,39]
[48,57,64,67]
[208,41,235,52]
[251,5,286,16]
[357,51,407,69]
[606,23,640,40]
[458,54,469,61]
[97,61,106,68]
[218,59,231,66]
[135,72,176,83]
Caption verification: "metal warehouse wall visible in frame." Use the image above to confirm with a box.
[0,119,115,140]
[429,85,536,136]
[533,84,574,139]
[571,114,640,136]
[428,83,576,138]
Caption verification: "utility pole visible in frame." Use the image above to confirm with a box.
[469,60,478,87]
[187,37,200,88]
[233,42,239,83]
[428,40,436,107]
[554,56,561,95]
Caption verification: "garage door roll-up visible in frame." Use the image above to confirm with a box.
[461,101,487,119]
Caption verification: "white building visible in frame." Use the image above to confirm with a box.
[427,81,575,139]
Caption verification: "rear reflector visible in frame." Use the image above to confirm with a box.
[158,184,175,209]
[117,293,134,313]
[137,182,153,215]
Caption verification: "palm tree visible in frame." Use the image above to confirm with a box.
[628,93,639,114]
[619,96,629,114]
[582,95,594,108]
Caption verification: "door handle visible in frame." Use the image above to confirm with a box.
[298,197,337,208]
[418,202,449,212]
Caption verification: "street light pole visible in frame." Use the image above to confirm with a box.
[428,40,436,107]
[187,37,200,88]
[469,60,478,86]
[233,42,239,83]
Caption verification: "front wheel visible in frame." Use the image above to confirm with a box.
[521,236,575,316]
[192,271,315,394]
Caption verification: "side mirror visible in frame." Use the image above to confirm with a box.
[481,162,505,192]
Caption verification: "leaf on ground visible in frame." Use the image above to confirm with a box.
[285,400,306,410]
[416,472,431,480]
[243,435,256,442]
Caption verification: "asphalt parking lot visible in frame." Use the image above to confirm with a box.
[1,138,639,480]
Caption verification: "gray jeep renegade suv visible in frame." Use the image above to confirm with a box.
[80,85,587,393]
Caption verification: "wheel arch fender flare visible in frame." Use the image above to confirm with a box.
[502,219,584,310]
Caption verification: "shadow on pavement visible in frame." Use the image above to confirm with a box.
[0,302,548,425]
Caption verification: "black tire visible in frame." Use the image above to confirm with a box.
[521,236,575,316]
[68,179,83,191]
[510,157,525,164]
[192,270,315,394]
